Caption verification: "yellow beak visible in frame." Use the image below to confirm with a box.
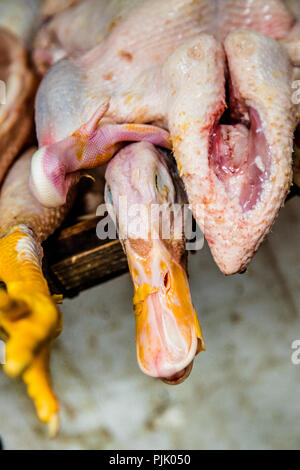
[127,239,204,383]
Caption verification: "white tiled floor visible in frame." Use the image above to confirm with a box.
[1,198,300,450]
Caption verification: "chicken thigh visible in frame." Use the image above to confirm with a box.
[31,0,297,275]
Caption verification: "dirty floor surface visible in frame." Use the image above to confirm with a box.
[0,197,300,450]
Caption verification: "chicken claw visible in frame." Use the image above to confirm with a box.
[23,341,60,438]
[0,148,74,431]
[0,228,59,377]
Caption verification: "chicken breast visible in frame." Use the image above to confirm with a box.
[33,0,294,75]
[169,32,295,274]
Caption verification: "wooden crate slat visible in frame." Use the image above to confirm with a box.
[44,216,129,297]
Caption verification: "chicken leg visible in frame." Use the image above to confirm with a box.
[0,147,74,435]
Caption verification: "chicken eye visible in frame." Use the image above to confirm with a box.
[163,271,170,291]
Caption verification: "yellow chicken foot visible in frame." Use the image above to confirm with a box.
[23,341,60,438]
[0,227,59,378]
[0,148,74,432]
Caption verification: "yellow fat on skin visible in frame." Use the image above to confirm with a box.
[0,226,61,433]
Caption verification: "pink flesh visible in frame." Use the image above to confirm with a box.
[210,108,271,212]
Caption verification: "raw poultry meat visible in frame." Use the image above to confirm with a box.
[0,147,74,436]
[0,28,35,183]
[34,0,134,74]
[33,0,295,74]
[30,0,297,275]
[105,142,204,382]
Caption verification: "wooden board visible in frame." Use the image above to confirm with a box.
[43,216,128,298]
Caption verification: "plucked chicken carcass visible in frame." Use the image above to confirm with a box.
[30,0,299,275]
[0,148,74,436]
[105,142,204,382]
[33,0,294,74]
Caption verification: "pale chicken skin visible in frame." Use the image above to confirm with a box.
[33,0,294,75]
[105,142,204,382]
[0,148,74,435]
[30,0,298,275]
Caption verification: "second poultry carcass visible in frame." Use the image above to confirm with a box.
[0,147,75,436]
[0,27,35,183]
[105,142,204,383]
[30,0,297,276]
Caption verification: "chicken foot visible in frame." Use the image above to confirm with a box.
[0,148,74,435]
